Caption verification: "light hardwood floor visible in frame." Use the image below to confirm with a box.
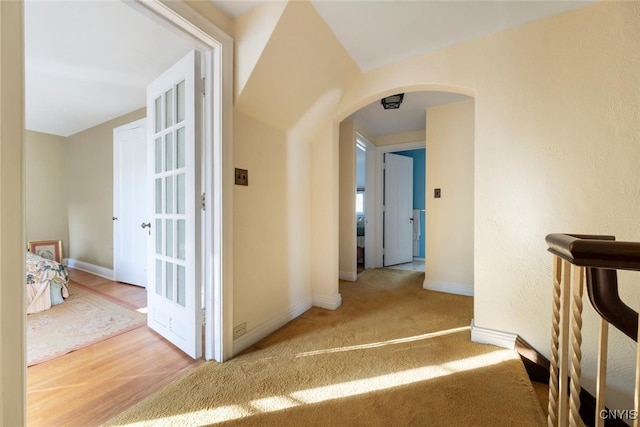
[27,269,205,426]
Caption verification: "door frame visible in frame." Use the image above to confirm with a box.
[355,133,376,270]
[127,0,234,362]
[4,0,234,421]
[373,140,425,268]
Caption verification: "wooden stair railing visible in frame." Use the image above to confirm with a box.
[546,234,640,427]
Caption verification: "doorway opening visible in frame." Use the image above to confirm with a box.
[24,0,233,367]
[355,134,375,274]
[339,90,471,283]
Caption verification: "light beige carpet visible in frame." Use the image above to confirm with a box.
[27,283,147,366]
[106,269,546,427]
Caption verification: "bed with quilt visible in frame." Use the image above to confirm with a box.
[26,251,69,314]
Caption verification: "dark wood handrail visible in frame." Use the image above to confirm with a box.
[546,234,640,271]
[546,233,640,342]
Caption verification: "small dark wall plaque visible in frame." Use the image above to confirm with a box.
[235,168,248,186]
[434,188,441,198]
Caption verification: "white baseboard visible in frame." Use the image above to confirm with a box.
[313,292,342,310]
[423,280,474,296]
[339,271,357,281]
[233,298,312,356]
[470,320,517,349]
[64,258,114,281]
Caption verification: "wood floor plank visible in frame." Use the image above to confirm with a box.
[27,268,204,427]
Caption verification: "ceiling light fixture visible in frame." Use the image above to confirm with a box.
[381,93,404,109]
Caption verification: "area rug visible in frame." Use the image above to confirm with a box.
[27,283,147,366]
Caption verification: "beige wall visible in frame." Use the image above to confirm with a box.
[233,0,359,333]
[4,0,639,418]
[25,131,69,256]
[233,1,287,100]
[65,108,145,269]
[24,109,144,270]
[310,122,341,308]
[327,1,640,408]
[424,100,474,294]
[233,111,308,336]
[0,0,25,424]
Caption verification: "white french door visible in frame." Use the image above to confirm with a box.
[383,152,414,266]
[147,50,203,359]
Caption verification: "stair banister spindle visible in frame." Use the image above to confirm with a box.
[635,306,640,427]
[569,264,584,427]
[546,234,640,427]
[548,256,562,427]
[560,259,572,425]
[595,317,608,427]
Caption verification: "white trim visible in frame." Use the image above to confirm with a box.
[64,258,114,281]
[113,117,145,133]
[339,271,357,281]
[232,299,312,356]
[359,134,377,270]
[313,293,343,310]
[377,140,426,153]
[131,0,234,363]
[470,320,517,349]
[423,280,474,296]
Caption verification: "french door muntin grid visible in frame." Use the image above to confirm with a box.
[153,79,188,307]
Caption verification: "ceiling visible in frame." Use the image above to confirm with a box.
[216,1,593,73]
[346,91,470,137]
[25,0,593,137]
[25,0,198,136]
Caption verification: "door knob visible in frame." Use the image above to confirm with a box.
[141,222,151,235]
[112,217,118,221]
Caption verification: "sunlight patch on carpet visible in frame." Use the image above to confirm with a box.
[295,326,470,358]
[111,348,512,426]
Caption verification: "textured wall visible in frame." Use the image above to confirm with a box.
[425,100,474,294]
[330,1,640,408]
[233,113,310,338]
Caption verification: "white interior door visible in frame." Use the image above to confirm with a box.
[113,119,147,287]
[147,49,203,359]
[383,152,414,266]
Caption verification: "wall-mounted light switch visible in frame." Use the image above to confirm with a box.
[434,188,441,198]
[235,168,248,186]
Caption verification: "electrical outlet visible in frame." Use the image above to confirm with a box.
[235,168,248,186]
[233,322,247,339]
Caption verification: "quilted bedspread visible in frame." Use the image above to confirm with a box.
[26,251,69,314]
